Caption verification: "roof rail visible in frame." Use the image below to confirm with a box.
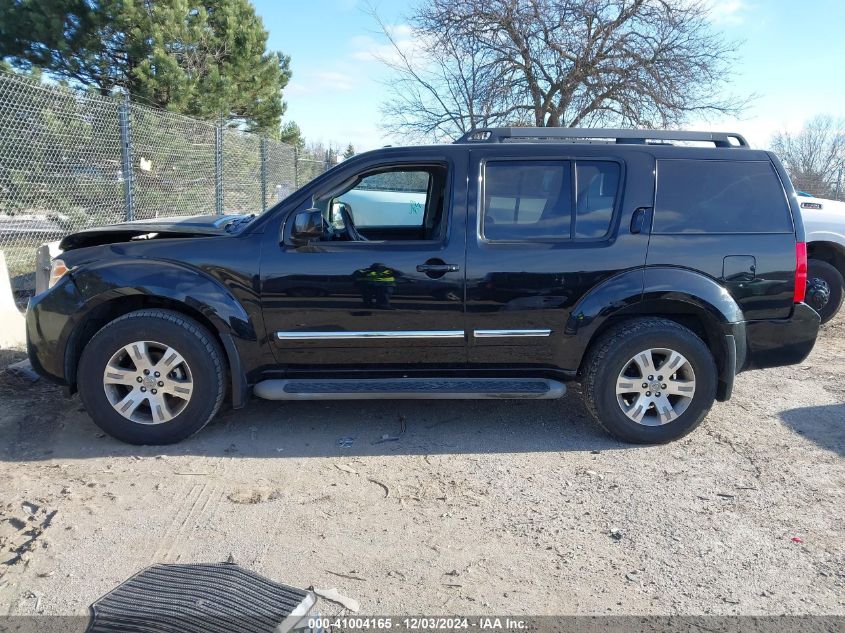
[455,127,749,148]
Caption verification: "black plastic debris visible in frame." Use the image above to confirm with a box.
[88,562,313,633]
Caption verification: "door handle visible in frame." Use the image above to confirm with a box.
[630,207,653,234]
[417,263,460,273]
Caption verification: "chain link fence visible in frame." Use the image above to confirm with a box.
[0,70,331,296]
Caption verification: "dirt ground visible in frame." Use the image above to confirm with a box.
[0,316,843,621]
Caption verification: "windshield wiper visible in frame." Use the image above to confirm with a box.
[223,214,256,233]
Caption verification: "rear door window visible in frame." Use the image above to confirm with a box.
[575,161,620,238]
[654,159,793,234]
[483,160,572,240]
[481,159,620,241]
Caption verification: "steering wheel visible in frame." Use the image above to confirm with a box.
[335,203,368,241]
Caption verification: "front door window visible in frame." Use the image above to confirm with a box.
[317,166,448,242]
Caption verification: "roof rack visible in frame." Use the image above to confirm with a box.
[454,127,749,148]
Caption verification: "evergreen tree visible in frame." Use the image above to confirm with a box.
[343,143,355,159]
[0,0,291,135]
[280,121,304,150]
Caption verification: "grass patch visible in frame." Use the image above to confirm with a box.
[0,347,27,370]
[2,243,38,280]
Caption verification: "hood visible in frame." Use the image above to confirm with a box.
[798,195,845,215]
[799,196,845,246]
[59,214,253,250]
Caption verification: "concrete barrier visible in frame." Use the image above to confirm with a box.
[35,240,63,295]
[0,250,27,349]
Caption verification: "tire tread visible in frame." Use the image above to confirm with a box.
[78,309,225,444]
[582,317,714,443]
[808,259,844,324]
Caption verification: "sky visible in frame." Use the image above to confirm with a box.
[252,0,845,152]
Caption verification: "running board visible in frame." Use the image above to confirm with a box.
[253,378,566,401]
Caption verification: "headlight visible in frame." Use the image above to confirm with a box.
[48,259,69,288]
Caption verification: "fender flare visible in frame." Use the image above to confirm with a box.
[64,258,258,407]
[639,266,744,323]
[564,267,743,397]
[565,265,743,337]
[805,230,845,248]
[564,268,645,336]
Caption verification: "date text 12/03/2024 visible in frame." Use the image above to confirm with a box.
[306,617,528,631]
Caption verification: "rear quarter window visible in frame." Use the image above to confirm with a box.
[654,159,793,234]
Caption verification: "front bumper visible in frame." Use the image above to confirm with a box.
[735,302,820,372]
[26,274,85,385]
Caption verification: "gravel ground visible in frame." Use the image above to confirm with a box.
[0,316,842,621]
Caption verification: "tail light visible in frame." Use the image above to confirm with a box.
[793,242,807,303]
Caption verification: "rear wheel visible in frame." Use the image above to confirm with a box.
[807,259,844,324]
[77,309,226,445]
[582,318,717,444]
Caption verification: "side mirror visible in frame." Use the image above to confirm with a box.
[291,208,324,243]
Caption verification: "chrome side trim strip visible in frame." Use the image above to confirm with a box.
[277,330,465,340]
[473,329,552,338]
[277,329,552,340]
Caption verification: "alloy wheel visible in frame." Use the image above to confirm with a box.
[615,347,696,426]
[102,340,194,425]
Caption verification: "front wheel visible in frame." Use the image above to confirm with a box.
[807,259,844,325]
[581,318,717,444]
[77,309,226,445]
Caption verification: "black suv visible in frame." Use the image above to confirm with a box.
[26,128,820,445]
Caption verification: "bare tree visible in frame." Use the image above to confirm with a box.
[771,116,845,200]
[370,0,749,141]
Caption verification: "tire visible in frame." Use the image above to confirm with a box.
[582,317,717,444]
[807,259,844,325]
[77,309,226,445]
